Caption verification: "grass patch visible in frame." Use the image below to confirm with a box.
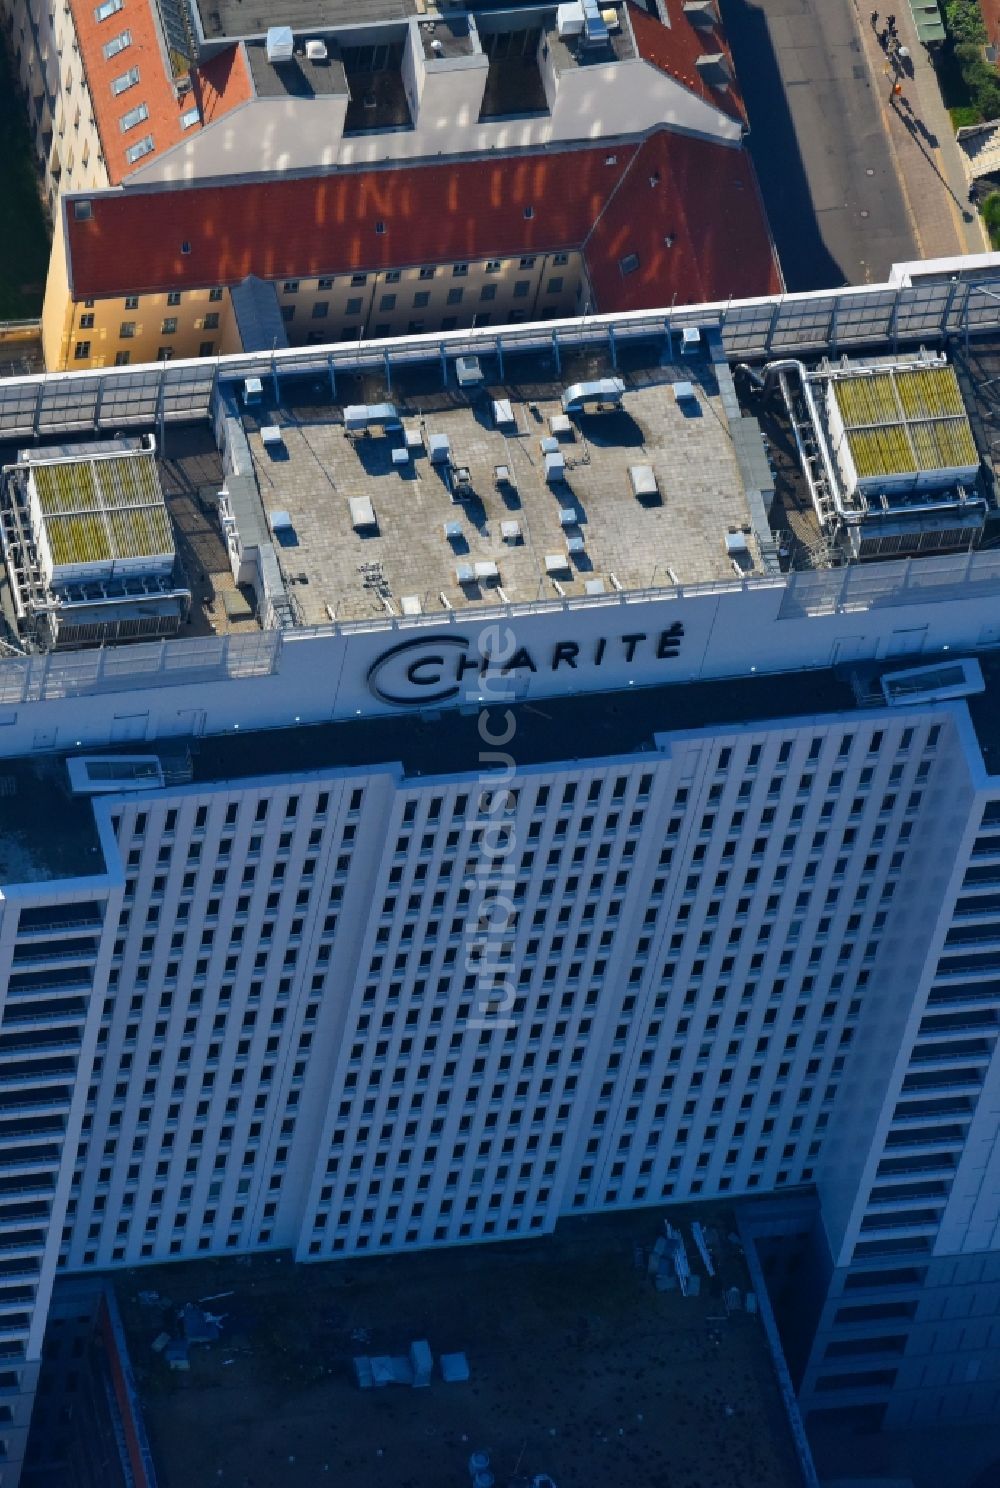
[950,104,983,128]
[0,34,51,319]
[982,191,1000,249]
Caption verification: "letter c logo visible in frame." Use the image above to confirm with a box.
[367,635,471,705]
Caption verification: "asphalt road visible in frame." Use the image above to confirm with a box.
[719,0,921,290]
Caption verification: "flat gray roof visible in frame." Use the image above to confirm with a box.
[544,4,635,69]
[418,14,476,58]
[240,348,759,625]
[195,0,417,42]
[245,40,348,98]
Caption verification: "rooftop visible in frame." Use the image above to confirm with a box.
[244,39,348,98]
[68,0,251,187]
[418,13,477,59]
[63,131,781,310]
[240,343,760,622]
[194,0,417,41]
[0,757,104,885]
[829,364,978,481]
[627,0,746,124]
[115,1204,805,1488]
[543,4,636,67]
[28,447,173,576]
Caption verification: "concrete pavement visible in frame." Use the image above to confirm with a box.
[854,0,989,259]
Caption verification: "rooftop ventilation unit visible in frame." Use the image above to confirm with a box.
[305,38,328,60]
[557,1,585,36]
[456,355,483,387]
[561,378,625,414]
[430,37,444,54]
[683,0,718,28]
[581,0,609,45]
[266,25,294,63]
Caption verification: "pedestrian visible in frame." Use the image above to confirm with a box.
[871,7,879,26]
[879,26,889,47]
[887,13,896,31]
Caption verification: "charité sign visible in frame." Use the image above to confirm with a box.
[366,623,685,706]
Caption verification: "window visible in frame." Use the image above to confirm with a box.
[486,259,502,272]
[619,253,640,276]
[419,266,435,280]
[103,29,131,57]
[124,295,139,309]
[480,284,496,301]
[79,313,94,329]
[95,0,122,19]
[379,293,396,311]
[282,281,299,294]
[167,291,181,306]
[199,341,216,357]
[351,272,367,287]
[385,269,401,283]
[111,66,139,94]
[280,306,294,323]
[553,252,569,265]
[514,281,530,298]
[180,241,191,254]
[125,135,154,164]
[181,107,199,128]
[447,287,463,305]
[119,321,136,338]
[311,302,329,318]
[157,347,174,361]
[345,297,363,315]
[547,277,563,294]
[375,220,385,234]
[452,263,468,277]
[115,351,130,366]
[523,205,534,219]
[74,341,91,360]
[413,291,430,308]
[318,277,334,290]
[120,103,149,133]
[519,256,535,269]
[203,312,219,329]
[161,317,177,334]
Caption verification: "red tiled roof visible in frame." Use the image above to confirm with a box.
[70,0,250,187]
[190,45,253,129]
[584,131,782,310]
[980,0,1000,46]
[67,145,640,295]
[64,133,780,309]
[628,0,747,125]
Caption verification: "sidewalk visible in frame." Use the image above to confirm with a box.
[853,0,989,259]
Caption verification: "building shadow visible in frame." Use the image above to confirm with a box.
[718,0,847,291]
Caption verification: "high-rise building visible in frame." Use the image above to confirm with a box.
[0,257,997,1480]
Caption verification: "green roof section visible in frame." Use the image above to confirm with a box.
[832,364,979,482]
[31,451,174,574]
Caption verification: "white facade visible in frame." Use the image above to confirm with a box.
[0,583,999,1479]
